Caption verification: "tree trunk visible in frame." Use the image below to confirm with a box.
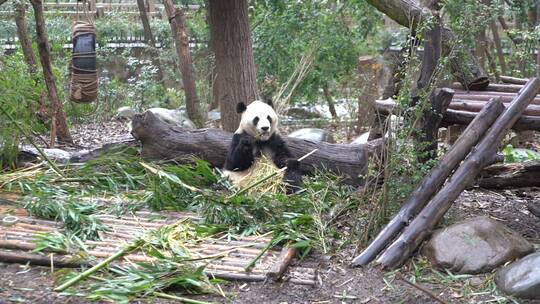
[490,19,507,75]
[358,56,380,135]
[322,83,338,120]
[475,28,487,71]
[351,98,505,266]
[208,0,259,132]
[14,3,37,74]
[366,0,488,90]
[30,0,73,144]
[376,78,540,269]
[136,0,164,82]
[131,111,368,186]
[163,0,203,127]
[412,10,446,161]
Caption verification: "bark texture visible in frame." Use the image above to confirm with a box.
[164,0,203,126]
[30,0,72,144]
[208,0,259,131]
[14,3,37,74]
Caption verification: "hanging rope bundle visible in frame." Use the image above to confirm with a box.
[69,4,98,103]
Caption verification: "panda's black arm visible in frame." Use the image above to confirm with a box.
[224,133,255,171]
[267,134,297,169]
[267,134,303,194]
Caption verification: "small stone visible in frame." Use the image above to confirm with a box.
[288,128,335,143]
[495,252,540,299]
[422,216,533,274]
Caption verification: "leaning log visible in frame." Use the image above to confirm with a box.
[351,98,505,266]
[131,111,368,185]
[477,161,540,189]
[376,78,540,269]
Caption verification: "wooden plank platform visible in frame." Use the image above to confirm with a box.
[0,207,316,285]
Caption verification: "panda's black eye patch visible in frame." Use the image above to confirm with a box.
[267,115,272,124]
[253,116,259,126]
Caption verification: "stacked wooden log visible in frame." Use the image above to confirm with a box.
[445,77,540,131]
[353,78,540,269]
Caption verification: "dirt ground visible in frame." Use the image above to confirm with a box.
[1,187,538,304]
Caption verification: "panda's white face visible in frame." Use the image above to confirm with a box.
[236,100,278,141]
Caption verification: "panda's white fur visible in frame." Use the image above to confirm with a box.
[235,100,279,141]
[223,100,280,185]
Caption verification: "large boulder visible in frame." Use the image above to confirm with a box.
[422,216,533,274]
[288,128,335,143]
[495,252,540,299]
[117,107,196,129]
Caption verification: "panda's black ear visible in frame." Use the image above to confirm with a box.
[236,102,247,114]
[264,98,274,108]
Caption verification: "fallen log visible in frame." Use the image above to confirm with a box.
[376,78,540,269]
[351,98,505,266]
[267,246,296,281]
[374,98,540,131]
[451,82,523,93]
[476,161,540,189]
[500,76,528,85]
[453,94,540,104]
[449,100,540,116]
[0,249,81,267]
[443,109,540,131]
[131,111,368,185]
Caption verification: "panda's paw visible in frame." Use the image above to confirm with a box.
[240,136,254,147]
[286,158,299,169]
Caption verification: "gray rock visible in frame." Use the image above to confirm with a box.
[116,106,136,119]
[288,128,335,143]
[350,132,370,145]
[495,252,540,299]
[207,109,221,121]
[146,108,196,129]
[422,216,533,274]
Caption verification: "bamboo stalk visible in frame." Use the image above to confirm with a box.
[153,292,214,304]
[54,239,144,292]
[0,104,64,177]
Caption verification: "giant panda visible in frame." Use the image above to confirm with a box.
[223,100,303,194]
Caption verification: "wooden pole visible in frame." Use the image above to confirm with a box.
[376,78,540,269]
[351,98,505,266]
[30,0,73,144]
[163,0,203,127]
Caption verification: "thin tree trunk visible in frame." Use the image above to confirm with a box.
[490,19,507,75]
[412,9,444,161]
[14,3,37,74]
[136,0,164,82]
[163,0,203,126]
[376,78,540,269]
[485,43,500,82]
[322,83,338,120]
[475,28,487,71]
[30,0,73,144]
[208,0,259,132]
